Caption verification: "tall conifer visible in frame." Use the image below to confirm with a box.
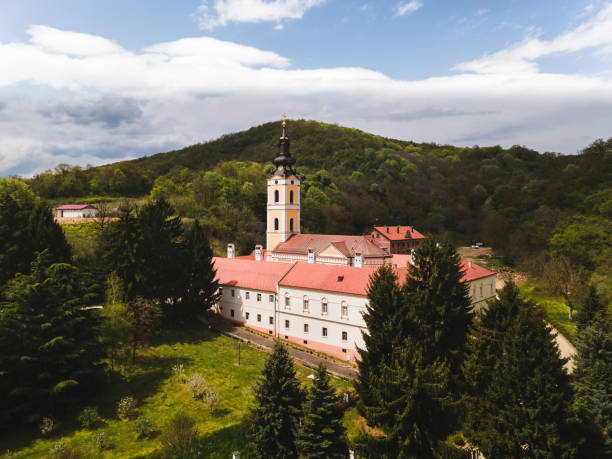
[577,285,605,331]
[296,364,348,458]
[250,343,305,458]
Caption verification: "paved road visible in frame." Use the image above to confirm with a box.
[201,314,359,380]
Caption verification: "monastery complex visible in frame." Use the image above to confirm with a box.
[213,119,496,361]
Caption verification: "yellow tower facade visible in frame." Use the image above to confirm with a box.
[267,117,300,251]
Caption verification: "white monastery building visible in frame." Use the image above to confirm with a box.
[55,204,98,218]
[213,118,497,361]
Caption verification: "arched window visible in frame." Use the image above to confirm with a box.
[274,190,279,203]
[274,218,279,230]
[289,190,294,203]
[289,218,294,232]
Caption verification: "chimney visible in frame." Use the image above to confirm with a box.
[307,247,315,264]
[397,225,400,232]
[255,244,263,261]
[468,259,473,269]
[354,250,363,268]
[386,225,389,233]
[227,243,235,259]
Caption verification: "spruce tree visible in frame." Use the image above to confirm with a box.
[250,342,305,458]
[577,285,605,331]
[466,303,575,457]
[573,314,612,456]
[296,364,348,458]
[181,219,220,320]
[0,252,104,428]
[355,264,403,423]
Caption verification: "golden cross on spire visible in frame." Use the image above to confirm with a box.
[281,113,287,127]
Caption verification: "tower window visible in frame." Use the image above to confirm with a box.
[274,218,279,230]
[289,190,294,203]
[290,218,294,232]
[274,189,279,203]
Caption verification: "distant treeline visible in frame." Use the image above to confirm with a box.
[25,120,612,295]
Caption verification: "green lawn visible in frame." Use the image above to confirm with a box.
[1,325,355,458]
[520,281,577,344]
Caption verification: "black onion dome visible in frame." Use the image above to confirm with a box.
[272,118,296,173]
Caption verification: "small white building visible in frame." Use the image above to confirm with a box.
[55,204,98,218]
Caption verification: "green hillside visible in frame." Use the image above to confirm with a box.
[28,120,612,296]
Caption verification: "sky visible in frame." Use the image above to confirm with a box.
[1,0,612,176]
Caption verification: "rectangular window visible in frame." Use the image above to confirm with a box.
[342,305,348,319]
[230,309,234,317]
[269,316,274,325]
[246,312,250,320]
[303,298,309,312]
[342,331,348,341]
[304,323,309,333]
[257,314,261,322]
[245,291,250,300]
[257,293,262,302]
[231,289,235,297]
[322,327,328,337]
[321,301,328,315]
[285,296,290,309]
[269,294,274,303]
[285,320,290,329]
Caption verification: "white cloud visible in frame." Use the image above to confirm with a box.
[195,0,326,30]
[2,6,612,176]
[395,1,422,17]
[454,3,612,74]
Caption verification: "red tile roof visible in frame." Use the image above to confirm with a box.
[56,204,94,210]
[213,257,293,292]
[279,262,378,296]
[272,233,389,259]
[236,249,268,260]
[459,259,497,282]
[372,225,424,241]
[391,254,413,268]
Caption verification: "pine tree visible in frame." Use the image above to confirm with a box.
[577,285,605,331]
[467,302,575,457]
[250,343,305,458]
[573,315,612,456]
[296,364,348,458]
[0,252,104,428]
[355,264,403,423]
[403,237,473,385]
[180,219,220,320]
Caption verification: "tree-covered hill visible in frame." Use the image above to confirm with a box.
[27,120,611,296]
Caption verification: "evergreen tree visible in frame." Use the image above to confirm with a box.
[577,285,606,331]
[179,219,220,320]
[573,315,612,456]
[403,237,473,387]
[250,343,305,458]
[466,302,575,457]
[0,252,104,427]
[355,264,403,422]
[28,201,71,264]
[296,364,348,458]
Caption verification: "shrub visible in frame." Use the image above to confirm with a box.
[133,415,155,439]
[203,389,219,413]
[186,373,207,400]
[172,363,186,382]
[91,430,108,450]
[40,416,56,435]
[77,407,100,429]
[117,396,136,419]
[160,410,199,458]
[51,440,83,459]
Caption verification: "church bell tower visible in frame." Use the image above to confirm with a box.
[266,116,300,251]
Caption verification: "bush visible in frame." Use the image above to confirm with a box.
[133,415,155,439]
[160,410,199,458]
[186,373,207,400]
[203,389,219,413]
[117,396,136,419]
[51,440,83,459]
[91,430,109,450]
[172,363,186,382]
[40,416,56,435]
[77,407,100,429]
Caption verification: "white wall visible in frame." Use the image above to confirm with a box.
[57,208,98,218]
[467,275,497,310]
[217,286,276,334]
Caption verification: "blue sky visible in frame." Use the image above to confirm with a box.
[1,0,612,176]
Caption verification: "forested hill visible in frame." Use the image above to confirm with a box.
[28,120,611,277]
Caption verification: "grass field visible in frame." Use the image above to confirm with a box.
[520,281,577,344]
[1,325,355,458]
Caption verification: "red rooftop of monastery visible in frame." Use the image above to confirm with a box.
[212,257,293,292]
[279,262,378,296]
[372,225,424,241]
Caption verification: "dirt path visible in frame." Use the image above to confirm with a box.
[551,324,577,373]
[201,314,358,380]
